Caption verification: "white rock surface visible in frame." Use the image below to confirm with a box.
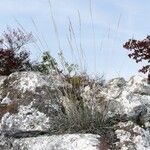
[0,72,150,150]
[0,71,68,133]
[13,134,101,150]
[7,72,52,93]
[101,75,150,126]
[115,121,150,150]
[0,134,13,150]
[1,102,50,132]
[106,77,126,99]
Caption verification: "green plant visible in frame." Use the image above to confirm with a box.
[58,51,79,75]
[36,51,58,74]
[36,50,79,76]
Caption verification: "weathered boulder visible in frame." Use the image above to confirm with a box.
[1,72,149,129]
[113,75,150,126]
[0,71,70,133]
[81,75,150,126]
[1,102,50,133]
[115,121,150,150]
[12,134,101,150]
[0,72,150,150]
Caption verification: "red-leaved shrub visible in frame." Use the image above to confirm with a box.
[123,36,150,83]
[0,28,33,75]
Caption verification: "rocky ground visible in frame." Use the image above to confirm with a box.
[0,71,150,150]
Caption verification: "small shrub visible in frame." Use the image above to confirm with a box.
[0,28,33,75]
[123,36,150,83]
[35,51,59,74]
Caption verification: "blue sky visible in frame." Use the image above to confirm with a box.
[0,0,150,79]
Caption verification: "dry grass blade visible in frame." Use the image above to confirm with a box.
[68,17,82,71]
[66,34,78,65]
[48,0,68,72]
[13,17,44,56]
[48,0,61,53]
[31,18,46,51]
[31,18,50,51]
[78,10,86,72]
[89,0,97,72]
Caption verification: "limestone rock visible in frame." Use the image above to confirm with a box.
[12,134,101,150]
[1,102,50,133]
[115,121,150,150]
[0,71,70,133]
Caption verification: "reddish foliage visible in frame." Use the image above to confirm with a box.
[0,28,33,76]
[123,36,150,74]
